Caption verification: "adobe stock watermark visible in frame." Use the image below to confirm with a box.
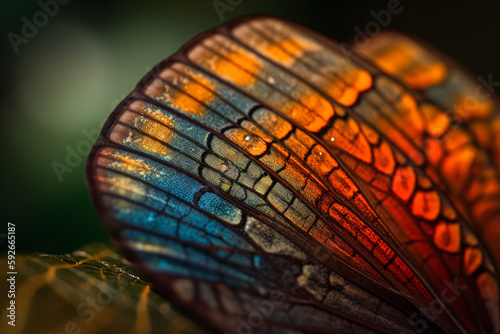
[51,117,107,183]
[50,63,164,183]
[402,277,468,333]
[213,0,243,22]
[48,269,135,334]
[229,291,285,334]
[7,0,71,54]
[338,0,409,59]
[226,247,334,334]
[473,74,500,107]
[225,275,293,334]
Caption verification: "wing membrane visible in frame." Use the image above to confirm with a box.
[87,16,500,334]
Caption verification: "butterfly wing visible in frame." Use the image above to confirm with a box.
[353,31,500,272]
[87,16,500,333]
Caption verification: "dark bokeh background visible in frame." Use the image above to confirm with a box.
[1,0,499,254]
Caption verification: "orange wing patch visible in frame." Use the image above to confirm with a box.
[224,128,268,156]
[411,190,441,221]
[214,50,261,86]
[232,18,373,107]
[188,34,335,133]
[146,70,215,116]
[356,32,447,90]
[392,166,416,201]
[433,222,460,253]
[110,110,173,158]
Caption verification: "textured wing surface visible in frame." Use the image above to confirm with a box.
[87,16,500,334]
[354,31,500,273]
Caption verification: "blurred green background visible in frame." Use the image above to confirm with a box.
[1,0,499,254]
